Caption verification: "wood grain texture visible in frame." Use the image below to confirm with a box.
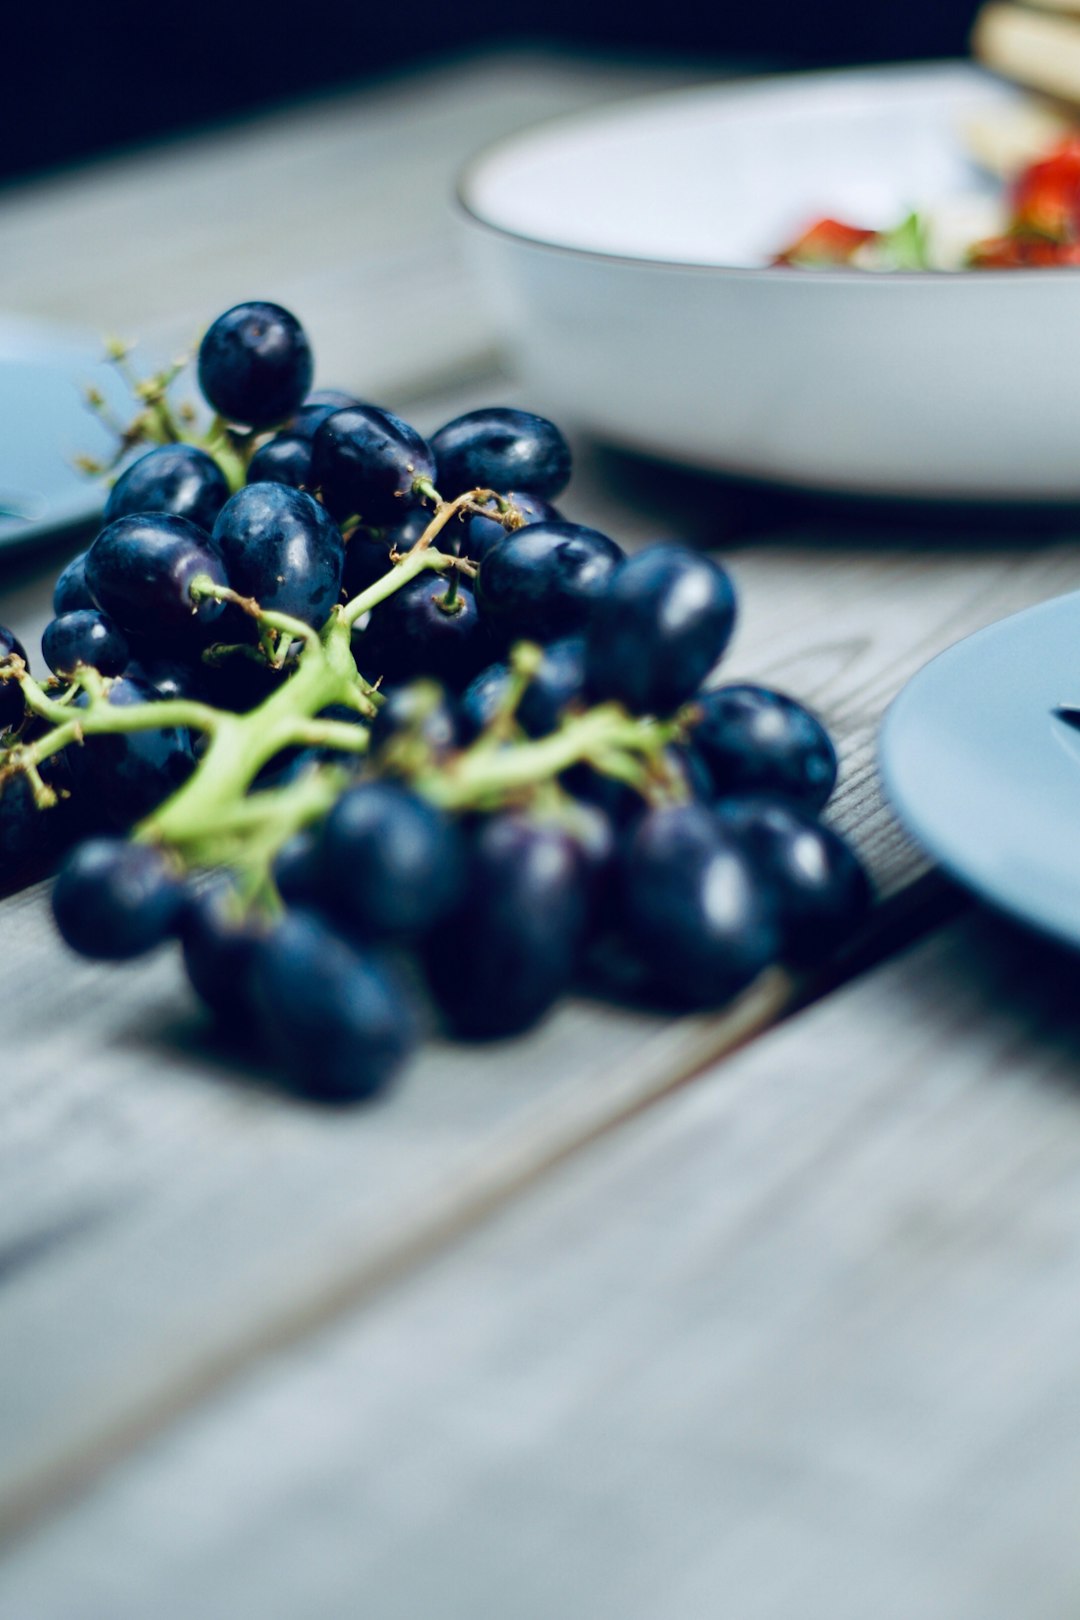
[4,913,1080,1619]
[2,49,1080,1562]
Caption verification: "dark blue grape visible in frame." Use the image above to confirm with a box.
[42,610,129,677]
[316,781,463,941]
[272,828,322,905]
[519,637,586,734]
[341,507,433,601]
[312,406,435,524]
[246,433,315,490]
[566,740,711,827]
[52,837,184,959]
[180,877,265,1023]
[620,804,778,1007]
[461,491,560,564]
[431,408,571,500]
[358,574,491,689]
[70,675,196,827]
[368,680,461,763]
[691,684,838,812]
[0,772,65,866]
[104,444,231,533]
[248,910,419,1103]
[124,656,206,703]
[460,636,585,741]
[197,301,313,428]
[212,483,344,629]
[341,533,393,599]
[383,507,433,551]
[85,514,228,643]
[424,812,587,1037]
[475,521,623,643]
[459,662,508,739]
[53,552,94,615]
[197,650,286,715]
[566,799,619,931]
[713,797,871,964]
[0,625,28,730]
[287,390,363,440]
[585,544,737,715]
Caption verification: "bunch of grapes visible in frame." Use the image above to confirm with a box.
[0,301,870,1102]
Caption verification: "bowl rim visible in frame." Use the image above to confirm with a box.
[456,58,1080,286]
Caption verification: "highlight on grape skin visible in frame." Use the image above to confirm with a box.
[0,301,871,1103]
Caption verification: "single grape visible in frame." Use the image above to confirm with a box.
[461,491,560,565]
[620,804,778,1007]
[460,636,585,741]
[180,877,266,1023]
[0,772,65,866]
[247,910,419,1103]
[53,552,94,615]
[424,812,587,1038]
[52,837,184,960]
[519,637,587,734]
[458,662,507,739]
[197,301,313,428]
[85,514,228,643]
[585,544,737,715]
[312,405,435,524]
[123,656,206,703]
[475,521,623,644]
[713,797,871,963]
[272,828,322,905]
[339,506,430,601]
[383,507,433,551]
[69,675,196,827]
[565,798,619,931]
[197,648,288,715]
[315,781,463,941]
[567,740,712,826]
[431,408,571,500]
[246,433,315,490]
[212,483,344,629]
[358,574,491,689]
[368,679,462,764]
[690,684,838,812]
[0,625,28,730]
[341,533,393,599]
[287,389,363,439]
[103,444,231,533]
[42,610,129,678]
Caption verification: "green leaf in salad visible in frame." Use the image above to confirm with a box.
[872,211,931,271]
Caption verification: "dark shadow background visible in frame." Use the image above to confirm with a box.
[8,0,983,186]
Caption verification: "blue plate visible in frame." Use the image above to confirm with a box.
[880,590,1080,948]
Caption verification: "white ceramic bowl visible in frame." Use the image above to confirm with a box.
[459,63,1080,501]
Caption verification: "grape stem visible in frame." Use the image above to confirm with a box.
[342,541,462,627]
[407,488,501,557]
[419,705,680,813]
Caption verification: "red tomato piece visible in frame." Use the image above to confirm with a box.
[773,217,879,267]
[1010,138,1080,241]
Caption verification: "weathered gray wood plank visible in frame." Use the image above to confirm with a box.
[4,912,1079,1619]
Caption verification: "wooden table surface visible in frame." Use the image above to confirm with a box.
[3,49,1080,1618]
